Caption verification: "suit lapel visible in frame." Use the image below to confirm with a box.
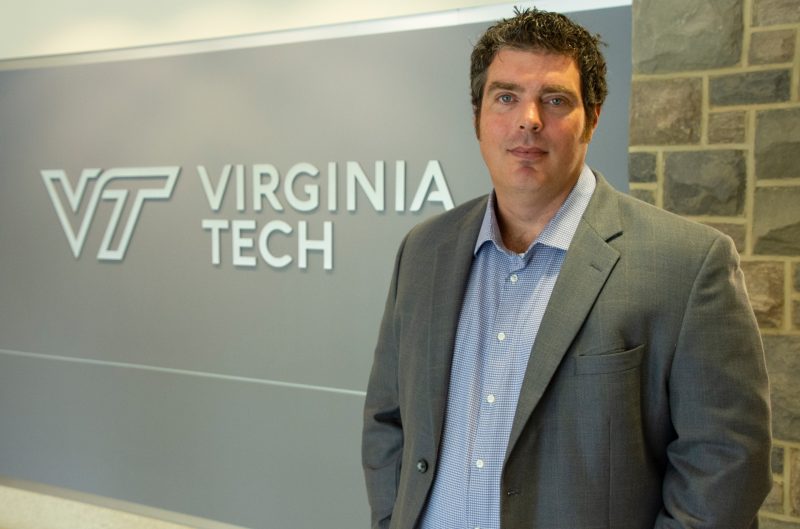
[427,198,487,451]
[506,175,623,455]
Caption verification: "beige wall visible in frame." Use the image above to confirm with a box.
[0,0,514,60]
[0,481,246,529]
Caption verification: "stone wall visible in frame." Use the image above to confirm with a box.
[629,0,800,526]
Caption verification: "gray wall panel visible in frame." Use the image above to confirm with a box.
[0,352,365,527]
[0,7,631,526]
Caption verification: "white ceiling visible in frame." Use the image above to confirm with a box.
[0,0,514,60]
[0,0,631,62]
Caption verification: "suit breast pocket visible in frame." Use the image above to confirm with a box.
[574,344,644,375]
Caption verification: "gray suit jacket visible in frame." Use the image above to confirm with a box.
[362,173,771,529]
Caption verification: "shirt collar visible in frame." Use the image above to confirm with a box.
[474,164,597,256]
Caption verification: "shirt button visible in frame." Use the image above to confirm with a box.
[416,459,428,473]
[510,273,518,284]
[497,332,506,342]
[486,394,496,404]
[476,459,484,469]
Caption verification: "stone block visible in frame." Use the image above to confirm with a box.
[775,445,786,475]
[629,188,656,205]
[633,0,742,73]
[629,152,657,183]
[794,449,800,515]
[630,78,702,145]
[760,516,800,529]
[794,301,800,330]
[708,111,747,144]
[795,263,800,291]
[742,261,784,328]
[756,108,800,180]
[753,0,800,26]
[754,187,800,255]
[710,69,791,106]
[663,150,745,216]
[763,335,800,440]
[750,29,796,65]
[704,222,746,252]
[763,478,784,513]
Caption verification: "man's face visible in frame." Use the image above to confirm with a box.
[477,48,599,204]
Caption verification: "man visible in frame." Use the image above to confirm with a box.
[362,8,771,529]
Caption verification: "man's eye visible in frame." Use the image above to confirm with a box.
[498,94,514,103]
[547,96,573,107]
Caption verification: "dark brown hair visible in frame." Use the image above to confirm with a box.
[470,7,608,131]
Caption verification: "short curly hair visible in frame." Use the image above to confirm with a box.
[471,7,608,133]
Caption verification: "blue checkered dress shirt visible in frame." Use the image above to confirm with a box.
[418,166,596,529]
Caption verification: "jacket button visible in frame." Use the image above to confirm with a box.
[416,459,429,473]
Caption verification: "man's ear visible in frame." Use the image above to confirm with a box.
[474,112,481,140]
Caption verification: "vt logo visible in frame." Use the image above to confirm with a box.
[41,167,180,261]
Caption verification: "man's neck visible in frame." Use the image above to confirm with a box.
[494,180,577,254]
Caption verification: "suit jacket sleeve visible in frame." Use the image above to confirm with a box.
[655,233,771,529]
[362,235,407,529]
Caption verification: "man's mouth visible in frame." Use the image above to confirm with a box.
[508,146,547,159]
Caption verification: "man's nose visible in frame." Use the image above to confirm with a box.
[519,102,542,132]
